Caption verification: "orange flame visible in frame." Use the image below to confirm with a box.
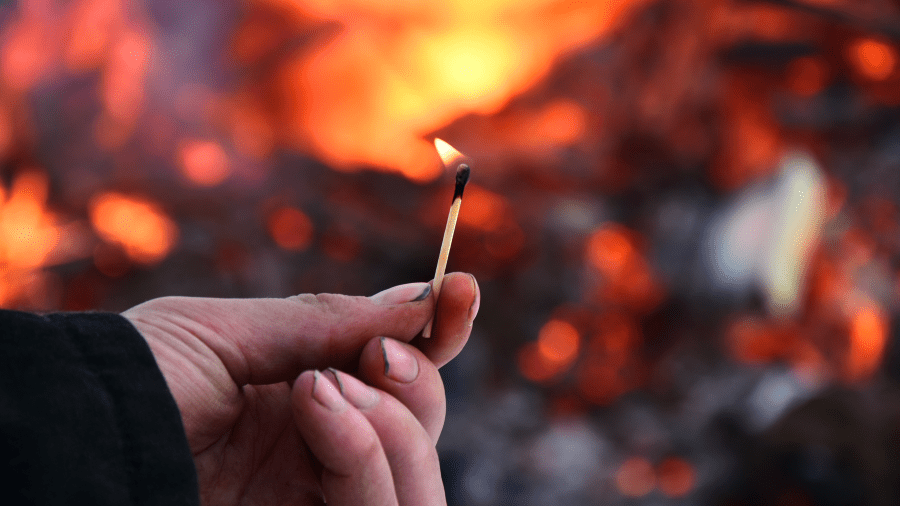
[434,138,465,167]
[260,0,646,181]
[0,171,89,308]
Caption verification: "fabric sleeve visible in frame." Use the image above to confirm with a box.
[0,310,199,506]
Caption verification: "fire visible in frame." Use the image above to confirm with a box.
[0,171,89,308]
[257,0,647,180]
[89,192,179,265]
[434,138,466,167]
[0,172,58,269]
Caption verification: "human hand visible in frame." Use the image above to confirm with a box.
[122,272,479,505]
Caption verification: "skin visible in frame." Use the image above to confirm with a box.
[122,272,479,506]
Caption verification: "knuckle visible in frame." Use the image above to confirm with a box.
[287,293,318,304]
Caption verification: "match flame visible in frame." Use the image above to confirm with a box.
[434,138,465,167]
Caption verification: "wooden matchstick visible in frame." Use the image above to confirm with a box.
[422,163,470,338]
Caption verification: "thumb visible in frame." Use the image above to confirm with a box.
[124,282,434,386]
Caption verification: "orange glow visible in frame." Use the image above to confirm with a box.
[518,342,566,382]
[846,304,888,382]
[64,0,122,71]
[587,225,634,277]
[268,206,314,251]
[434,138,465,167]
[0,172,59,269]
[101,31,149,125]
[537,319,581,365]
[850,38,896,81]
[616,457,655,497]
[533,100,587,146]
[459,185,506,231]
[266,0,646,181]
[89,193,179,265]
[1,19,50,91]
[0,170,89,308]
[657,458,695,498]
[178,139,231,186]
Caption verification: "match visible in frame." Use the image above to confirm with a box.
[422,140,470,338]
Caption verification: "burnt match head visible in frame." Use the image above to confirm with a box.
[453,164,470,200]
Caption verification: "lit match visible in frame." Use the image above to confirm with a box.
[422,139,470,338]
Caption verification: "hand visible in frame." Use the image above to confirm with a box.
[122,272,479,506]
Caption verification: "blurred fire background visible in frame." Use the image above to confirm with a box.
[3,0,900,503]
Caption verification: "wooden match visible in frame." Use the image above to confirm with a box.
[422,162,470,338]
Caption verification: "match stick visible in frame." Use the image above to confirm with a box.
[422,163,470,338]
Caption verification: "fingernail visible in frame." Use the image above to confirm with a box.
[380,337,419,383]
[328,368,379,409]
[467,274,480,322]
[312,370,347,411]
[370,282,431,305]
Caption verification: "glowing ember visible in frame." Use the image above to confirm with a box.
[268,206,314,251]
[89,193,179,265]
[178,139,231,186]
[537,319,580,366]
[587,225,634,277]
[846,304,888,382]
[850,38,896,81]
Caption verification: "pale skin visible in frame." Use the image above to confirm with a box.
[122,272,480,506]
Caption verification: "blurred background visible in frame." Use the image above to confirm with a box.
[2,0,900,503]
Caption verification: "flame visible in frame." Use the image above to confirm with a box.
[434,138,465,167]
[258,0,646,181]
[0,171,89,308]
[89,192,179,265]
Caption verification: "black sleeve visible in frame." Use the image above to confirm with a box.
[0,310,200,506]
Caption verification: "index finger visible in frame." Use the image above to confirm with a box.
[124,282,435,386]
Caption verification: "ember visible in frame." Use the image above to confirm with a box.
[4,0,900,503]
